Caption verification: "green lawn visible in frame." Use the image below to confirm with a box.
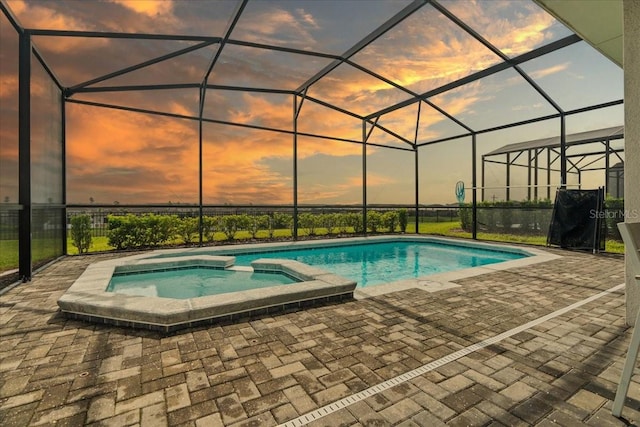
[0,240,18,271]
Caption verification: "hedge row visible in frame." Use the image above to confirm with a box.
[93,209,409,251]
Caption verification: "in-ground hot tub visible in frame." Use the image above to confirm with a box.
[57,254,356,332]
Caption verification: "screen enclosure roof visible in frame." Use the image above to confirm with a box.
[0,0,624,147]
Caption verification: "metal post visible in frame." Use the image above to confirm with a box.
[560,115,567,188]
[414,148,419,234]
[534,149,539,200]
[198,86,204,245]
[547,147,551,200]
[413,102,421,234]
[527,149,532,201]
[506,152,511,201]
[605,139,610,197]
[481,155,485,202]
[61,92,67,255]
[362,120,367,236]
[293,96,298,240]
[18,31,32,281]
[472,134,477,240]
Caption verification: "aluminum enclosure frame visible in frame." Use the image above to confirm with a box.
[0,0,624,280]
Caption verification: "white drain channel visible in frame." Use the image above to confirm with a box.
[278,283,625,427]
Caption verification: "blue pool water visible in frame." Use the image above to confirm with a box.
[107,267,298,298]
[225,241,526,287]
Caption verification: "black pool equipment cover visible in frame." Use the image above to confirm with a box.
[547,188,606,252]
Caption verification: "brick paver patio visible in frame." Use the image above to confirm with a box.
[1,246,639,426]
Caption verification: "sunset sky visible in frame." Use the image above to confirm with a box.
[0,0,624,206]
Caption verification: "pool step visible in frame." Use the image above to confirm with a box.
[226,265,254,272]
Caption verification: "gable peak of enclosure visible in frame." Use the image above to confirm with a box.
[0,0,624,281]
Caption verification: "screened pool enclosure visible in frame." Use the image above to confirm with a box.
[0,0,624,281]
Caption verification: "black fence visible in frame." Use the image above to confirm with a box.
[459,201,625,241]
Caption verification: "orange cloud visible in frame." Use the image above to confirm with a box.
[440,0,559,57]
[236,6,319,49]
[109,0,174,17]
[0,75,18,99]
[7,0,87,30]
[528,63,570,80]
[6,0,109,55]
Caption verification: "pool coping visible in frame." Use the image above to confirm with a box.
[141,235,561,299]
[57,255,357,332]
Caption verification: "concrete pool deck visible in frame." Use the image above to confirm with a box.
[1,243,639,426]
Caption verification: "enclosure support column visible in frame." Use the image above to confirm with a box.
[362,120,367,236]
[472,134,477,240]
[560,114,567,188]
[605,139,610,197]
[18,31,32,281]
[61,92,67,255]
[534,150,539,200]
[414,148,419,234]
[413,103,421,235]
[481,155,485,202]
[506,153,511,201]
[293,96,299,240]
[527,149,532,201]
[547,147,552,200]
[197,86,204,246]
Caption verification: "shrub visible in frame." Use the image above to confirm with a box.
[177,217,199,244]
[345,212,364,234]
[398,208,408,233]
[266,215,276,238]
[458,204,472,232]
[321,213,340,235]
[220,215,243,240]
[203,216,219,242]
[145,214,178,246]
[247,215,269,239]
[107,214,146,249]
[366,211,383,233]
[107,214,180,249]
[70,214,92,254]
[273,213,293,234]
[299,213,320,236]
[382,211,399,232]
[334,213,348,234]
